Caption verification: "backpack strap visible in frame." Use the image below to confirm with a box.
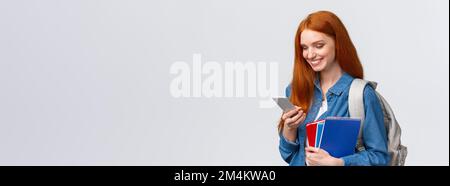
[349,78,378,152]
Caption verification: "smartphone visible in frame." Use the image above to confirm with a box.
[272,97,296,112]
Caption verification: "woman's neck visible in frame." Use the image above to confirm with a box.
[319,61,343,96]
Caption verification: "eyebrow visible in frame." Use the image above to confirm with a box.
[301,40,326,46]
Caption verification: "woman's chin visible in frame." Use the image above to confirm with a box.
[311,66,325,72]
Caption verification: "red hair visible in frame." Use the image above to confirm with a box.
[278,11,364,131]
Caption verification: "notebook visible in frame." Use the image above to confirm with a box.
[305,117,361,158]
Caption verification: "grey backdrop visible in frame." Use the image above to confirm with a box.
[0,0,448,165]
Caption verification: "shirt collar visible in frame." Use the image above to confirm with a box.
[314,72,354,96]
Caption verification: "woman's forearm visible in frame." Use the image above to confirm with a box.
[282,127,297,143]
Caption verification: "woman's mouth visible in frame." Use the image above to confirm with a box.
[310,59,322,66]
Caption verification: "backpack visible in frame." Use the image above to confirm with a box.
[348,78,408,166]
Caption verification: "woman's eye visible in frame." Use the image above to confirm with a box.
[316,45,324,49]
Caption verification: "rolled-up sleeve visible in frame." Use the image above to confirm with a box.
[341,85,390,166]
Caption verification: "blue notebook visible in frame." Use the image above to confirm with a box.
[315,121,325,148]
[319,117,361,158]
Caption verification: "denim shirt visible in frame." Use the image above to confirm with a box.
[278,72,390,166]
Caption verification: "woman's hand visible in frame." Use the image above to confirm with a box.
[281,106,306,143]
[305,147,344,166]
[282,106,306,130]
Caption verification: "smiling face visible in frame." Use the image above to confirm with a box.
[300,29,337,72]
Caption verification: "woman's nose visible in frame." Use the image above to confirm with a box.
[306,50,316,60]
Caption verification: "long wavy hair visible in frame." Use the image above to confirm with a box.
[278,11,364,131]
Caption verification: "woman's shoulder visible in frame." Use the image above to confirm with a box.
[348,77,378,99]
[285,84,292,97]
[362,83,381,106]
[362,82,377,96]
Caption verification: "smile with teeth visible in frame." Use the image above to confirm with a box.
[310,59,322,65]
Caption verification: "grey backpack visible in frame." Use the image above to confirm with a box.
[349,78,407,166]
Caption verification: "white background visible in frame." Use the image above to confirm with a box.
[0,0,448,165]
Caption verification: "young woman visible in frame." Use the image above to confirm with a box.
[278,11,390,166]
